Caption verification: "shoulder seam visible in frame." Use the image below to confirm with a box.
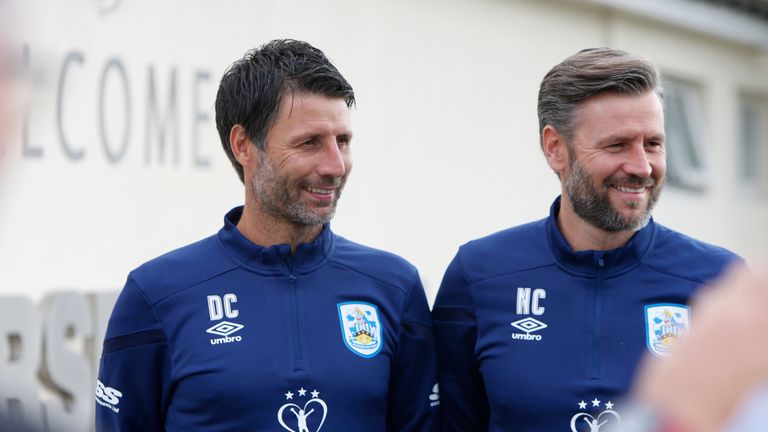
[330,261,411,297]
[128,275,175,381]
[394,273,422,347]
[641,262,713,285]
[129,275,167,327]
[463,262,556,286]
[454,251,483,370]
[151,265,242,306]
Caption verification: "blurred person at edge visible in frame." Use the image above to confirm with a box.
[0,4,46,432]
[0,1,28,176]
[0,15,12,161]
[95,39,439,431]
[613,266,768,432]
[432,48,743,431]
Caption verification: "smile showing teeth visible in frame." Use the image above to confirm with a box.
[615,185,645,193]
[305,187,333,195]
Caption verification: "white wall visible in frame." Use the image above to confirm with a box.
[2,0,767,429]
[1,0,766,301]
[0,0,766,295]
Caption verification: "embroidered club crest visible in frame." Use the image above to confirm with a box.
[337,302,382,358]
[645,303,690,358]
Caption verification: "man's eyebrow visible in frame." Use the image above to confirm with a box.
[287,129,353,142]
[597,133,666,144]
[288,130,316,142]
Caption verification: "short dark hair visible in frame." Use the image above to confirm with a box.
[537,47,662,148]
[215,39,355,182]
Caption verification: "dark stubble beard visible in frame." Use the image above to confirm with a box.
[565,155,663,233]
[250,151,345,226]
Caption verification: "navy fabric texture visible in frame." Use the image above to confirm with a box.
[433,197,740,432]
[96,207,439,432]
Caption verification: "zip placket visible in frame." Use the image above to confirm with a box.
[287,258,304,372]
[590,252,605,379]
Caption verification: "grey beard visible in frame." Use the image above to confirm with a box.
[565,157,662,233]
[250,152,343,226]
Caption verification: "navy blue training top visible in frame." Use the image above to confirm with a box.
[96,207,439,431]
[433,197,740,432]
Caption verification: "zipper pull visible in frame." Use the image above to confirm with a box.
[596,253,605,267]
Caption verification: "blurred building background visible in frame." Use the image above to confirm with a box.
[0,0,766,430]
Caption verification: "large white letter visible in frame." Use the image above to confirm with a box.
[0,297,44,429]
[516,287,531,315]
[223,293,238,319]
[40,292,94,432]
[532,289,546,316]
[207,295,223,321]
[87,292,119,377]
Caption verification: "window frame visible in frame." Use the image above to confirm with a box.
[662,78,709,192]
[737,92,768,199]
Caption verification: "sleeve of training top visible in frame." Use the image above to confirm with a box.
[95,276,171,432]
[386,274,440,432]
[432,253,490,431]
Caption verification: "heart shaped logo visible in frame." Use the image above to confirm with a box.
[277,398,328,432]
[570,409,620,432]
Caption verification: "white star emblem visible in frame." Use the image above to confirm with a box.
[298,388,307,396]
[578,400,587,409]
[592,398,601,407]
[285,391,294,400]
[605,401,614,410]
[311,390,320,398]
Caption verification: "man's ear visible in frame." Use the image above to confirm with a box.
[230,124,256,168]
[542,125,569,176]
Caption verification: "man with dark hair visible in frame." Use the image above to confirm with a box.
[96,39,439,431]
[432,47,740,431]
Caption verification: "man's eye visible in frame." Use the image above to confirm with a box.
[337,135,351,147]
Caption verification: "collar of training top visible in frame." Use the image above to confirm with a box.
[216,206,334,275]
[545,196,656,276]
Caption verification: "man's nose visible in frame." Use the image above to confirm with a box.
[623,143,652,178]
[316,141,347,178]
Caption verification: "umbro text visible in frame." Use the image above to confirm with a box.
[210,335,242,345]
[511,333,542,341]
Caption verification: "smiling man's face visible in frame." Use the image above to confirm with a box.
[249,92,353,227]
[562,90,666,232]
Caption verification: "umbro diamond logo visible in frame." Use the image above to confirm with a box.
[511,317,548,333]
[207,321,244,336]
[206,294,244,345]
[511,317,548,341]
[207,321,244,345]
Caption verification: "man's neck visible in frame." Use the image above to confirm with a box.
[236,202,323,253]
[557,197,634,252]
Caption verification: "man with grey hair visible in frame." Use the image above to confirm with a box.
[432,48,740,431]
[97,40,439,431]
